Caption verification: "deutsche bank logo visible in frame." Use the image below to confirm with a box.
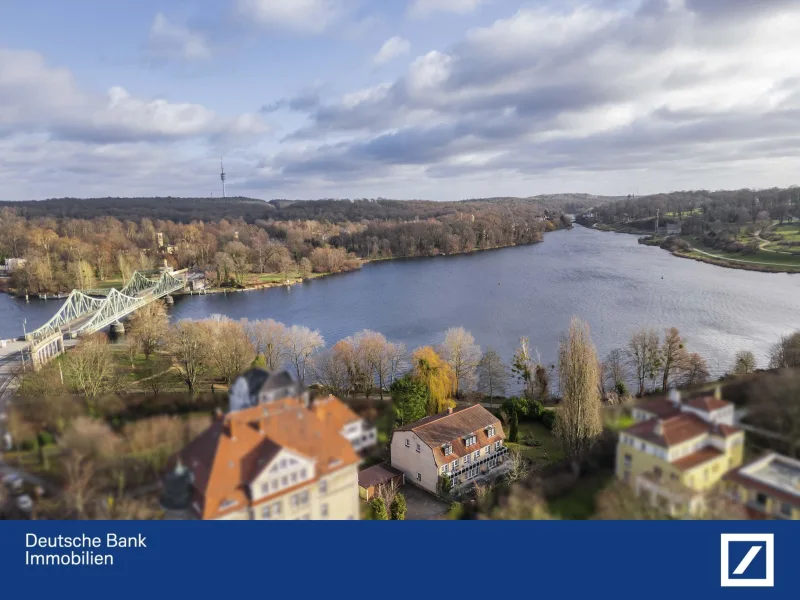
[720,533,774,587]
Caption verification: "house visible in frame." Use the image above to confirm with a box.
[617,389,745,517]
[311,395,377,452]
[723,452,800,520]
[0,258,26,273]
[228,367,310,412]
[390,405,506,494]
[358,463,405,501]
[164,397,360,520]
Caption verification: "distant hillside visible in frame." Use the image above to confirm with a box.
[0,193,614,224]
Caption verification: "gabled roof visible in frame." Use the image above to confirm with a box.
[625,413,740,448]
[672,447,724,471]
[172,397,359,520]
[634,397,681,419]
[310,395,363,432]
[235,368,297,398]
[396,405,504,466]
[686,395,729,413]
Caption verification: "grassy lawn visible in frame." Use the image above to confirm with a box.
[244,271,328,285]
[686,239,800,269]
[604,409,634,431]
[547,469,614,520]
[94,277,125,290]
[508,421,563,465]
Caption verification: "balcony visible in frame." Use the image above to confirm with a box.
[449,446,508,479]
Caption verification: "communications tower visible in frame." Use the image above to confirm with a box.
[220,158,226,198]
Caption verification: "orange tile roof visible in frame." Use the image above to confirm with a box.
[396,405,504,466]
[687,395,730,412]
[672,447,723,471]
[634,397,681,419]
[310,395,363,432]
[626,413,741,449]
[172,397,359,520]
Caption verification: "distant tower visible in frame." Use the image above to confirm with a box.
[220,158,226,198]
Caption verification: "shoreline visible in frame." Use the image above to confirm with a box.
[2,226,570,300]
[583,222,800,274]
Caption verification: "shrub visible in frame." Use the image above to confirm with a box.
[448,501,464,519]
[501,396,529,419]
[615,381,628,396]
[541,409,557,430]
[37,431,55,447]
[370,497,389,520]
[438,474,453,495]
[509,411,519,442]
[390,493,407,520]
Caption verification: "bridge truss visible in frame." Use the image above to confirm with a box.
[26,270,185,343]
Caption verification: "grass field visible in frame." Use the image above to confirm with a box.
[506,421,564,466]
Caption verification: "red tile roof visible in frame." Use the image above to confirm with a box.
[672,447,724,471]
[626,412,741,449]
[634,397,681,419]
[687,395,729,412]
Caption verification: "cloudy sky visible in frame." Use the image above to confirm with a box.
[2,0,800,201]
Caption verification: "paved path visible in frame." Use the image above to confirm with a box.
[690,247,797,268]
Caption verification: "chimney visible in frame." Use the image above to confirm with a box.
[214,407,224,421]
[226,418,238,441]
[446,407,453,415]
[714,385,722,401]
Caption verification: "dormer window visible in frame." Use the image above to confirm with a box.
[443,443,453,456]
[487,425,495,437]
[465,434,477,447]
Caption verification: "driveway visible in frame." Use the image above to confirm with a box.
[401,484,449,520]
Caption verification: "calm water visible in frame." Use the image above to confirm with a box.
[3,226,799,376]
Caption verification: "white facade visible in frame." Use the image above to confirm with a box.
[341,419,377,452]
[390,430,440,493]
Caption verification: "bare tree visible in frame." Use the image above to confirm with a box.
[504,449,531,485]
[208,318,256,383]
[768,331,800,369]
[63,333,120,397]
[62,451,97,519]
[128,300,169,359]
[247,319,289,370]
[681,353,710,386]
[603,348,628,392]
[59,416,121,459]
[168,319,213,393]
[661,327,689,390]
[285,325,325,383]
[439,327,482,397]
[477,348,507,407]
[556,317,603,465]
[313,342,352,397]
[386,342,407,386]
[627,328,661,395]
[373,480,400,511]
[731,350,757,376]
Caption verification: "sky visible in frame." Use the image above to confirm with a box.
[2,0,800,201]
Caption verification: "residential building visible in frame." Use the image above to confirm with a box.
[723,452,800,520]
[165,397,360,520]
[228,367,310,412]
[0,258,26,273]
[311,395,377,452]
[390,405,506,494]
[617,390,745,517]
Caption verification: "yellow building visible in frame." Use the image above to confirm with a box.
[723,453,800,520]
[167,396,361,520]
[616,391,745,517]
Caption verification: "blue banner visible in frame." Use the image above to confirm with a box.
[0,520,796,598]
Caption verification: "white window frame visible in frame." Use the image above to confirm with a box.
[405,439,410,447]
[416,443,421,453]
[416,472,422,482]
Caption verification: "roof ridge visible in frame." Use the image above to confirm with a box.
[414,404,481,429]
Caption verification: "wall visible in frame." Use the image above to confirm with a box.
[725,481,800,520]
[390,431,439,494]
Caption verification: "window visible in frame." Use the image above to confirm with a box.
[487,425,495,437]
[271,479,279,491]
[280,459,287,468]
[300,491,309,505]
[261,505,271,519]
[443,443,452,456]
[321,504,329,518]
[320,479,328,494]
[405,439,410,447]
[300,468,307,479]
[653,466,662,480]
[495,441,501,451]
[623,454,632,468]
[780,502,792,517]
[464,454,471,465]
[640,442,645,451]
[416,473,422,482]
[273,502,281,516]
[465,434,477,447]
[670,473,678,482]
[416,443,421,453]
[291,472,298,483]
[261,483,269,494]
[220,499,237,510]
[281,476,288,486]
[484,445,491,455]
[756,492,768,507]
[473,451,480,460]
[450,460,457,472]
[442,464,448,474]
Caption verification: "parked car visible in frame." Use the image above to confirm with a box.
[2,473,23,495]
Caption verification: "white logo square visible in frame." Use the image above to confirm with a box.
[720,533,774,587]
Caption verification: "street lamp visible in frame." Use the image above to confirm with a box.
[22,318,27,338]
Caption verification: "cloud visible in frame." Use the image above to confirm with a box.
[373,36,411,66]
[236,0,346,33]
[408,0,487,19]
[147,13,211,61]
[0,48,268,144]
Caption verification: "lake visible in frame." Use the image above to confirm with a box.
[2,226,799,377]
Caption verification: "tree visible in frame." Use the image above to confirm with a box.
[682,353,710,386]
[370,497,389,520]
[169,320,213,393]
[224,241,250,285]
[439,326,481,397]
[374,480,400,515]
[390,376,428,426]
[731,350,757,376]
[477,348,507,407]
[509,410,519,443]
[128,300,169,359]
[62,451,97,519]
[660,327,689,390]
[412,346,456,415]
[556,318,603,464]
[768,331,800,369]
[511,337,535,400]
[247,319,288,370]
[390,493,407,520]
[63,334,120,398]
[285,325,325,383]
[504,448,530,485]
[209,318,256,383]
[123,335,141,368]
[603,348,627,393]
[353,330,394,400]
[627,328,661,395]
[313,342,353,398]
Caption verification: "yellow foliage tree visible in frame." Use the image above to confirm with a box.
[412,346,456,415]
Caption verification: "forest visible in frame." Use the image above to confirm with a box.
[0,197,571,294]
